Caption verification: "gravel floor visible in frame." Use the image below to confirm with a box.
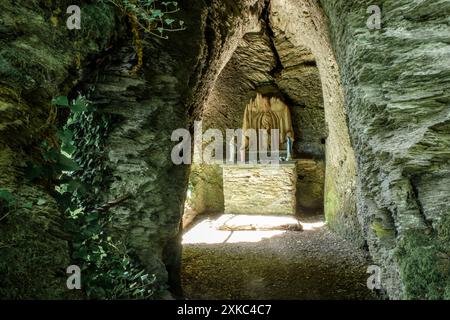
[181,214,378,300]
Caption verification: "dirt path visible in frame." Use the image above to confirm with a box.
[181,214,378,300]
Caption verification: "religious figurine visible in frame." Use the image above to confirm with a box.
[286,136,292,161]
[241,93,294,158]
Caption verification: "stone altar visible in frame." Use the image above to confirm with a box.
[222,161,297,215]
[223,94,298,215]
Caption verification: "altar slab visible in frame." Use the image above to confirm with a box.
[222,162,297,215]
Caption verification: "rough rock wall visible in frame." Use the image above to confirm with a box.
[2,0,447,300]
[269,0,362,244]
[274,38,326,159]
[320,0,450,299]
[186,164,225,215]
[81,0,267,295]
[0,0,119,298]
[0,0,266,298]
[296,159,325,212]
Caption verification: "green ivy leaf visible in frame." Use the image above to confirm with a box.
[71,96,89,113]
[62,143,76,155]
[23,202,33,209]
[86,212,99,223]
[51,96,69,107]
[24,163,44,181]
[56,154,81,172]
[57,129,74,143]
[151,9,162,18]
[0,189,16,205]
[164,18,174,25]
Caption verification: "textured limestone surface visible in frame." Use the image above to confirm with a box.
[296,159,325,212]
[223,163,297,215]
[186,164,224,215]
[320,0,450,299]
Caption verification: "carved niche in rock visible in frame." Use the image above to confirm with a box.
[241,93,295,154]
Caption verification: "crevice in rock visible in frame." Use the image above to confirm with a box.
[262,0,283,78]
[186,10,211,121]
[410,177,434,231]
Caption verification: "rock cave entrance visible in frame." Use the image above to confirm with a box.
[1,0,448,301]
[182,0,357,233]
[180,0,366,299]
[183,30,327,227]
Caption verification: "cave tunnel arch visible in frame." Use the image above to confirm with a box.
[2,0,447,301]
[62,0,362,299]
[177,0,363,299]
[184,0,358,238]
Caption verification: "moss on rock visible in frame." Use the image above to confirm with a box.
[0,186,77,299]
[0,0,121,298]
[396,214,450,299]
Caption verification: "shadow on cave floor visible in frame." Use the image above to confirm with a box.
[181,213,378,300]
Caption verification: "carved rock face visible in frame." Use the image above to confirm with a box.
[242,93,295,149]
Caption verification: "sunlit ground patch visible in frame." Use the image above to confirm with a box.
[182,214,325,244]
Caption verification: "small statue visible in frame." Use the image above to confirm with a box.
[286,136,292,161]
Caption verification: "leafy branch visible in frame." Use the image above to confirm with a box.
[109,0,186,73]
[52,93,158,299]
[112,0,185,39]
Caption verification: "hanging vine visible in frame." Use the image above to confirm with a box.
[110,0,186,73]
[26,93,159,299]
